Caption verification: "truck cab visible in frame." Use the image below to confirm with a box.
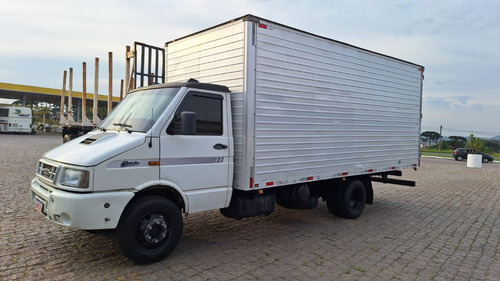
[31,80,233,263]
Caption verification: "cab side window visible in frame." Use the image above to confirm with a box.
[167,91,223,135]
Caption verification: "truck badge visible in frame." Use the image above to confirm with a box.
[120,161,140,168]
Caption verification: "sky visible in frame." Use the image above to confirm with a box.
[1,0,499,137]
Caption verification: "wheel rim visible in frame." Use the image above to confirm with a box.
[136,212,170,249]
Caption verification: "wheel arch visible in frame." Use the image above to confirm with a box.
[121,184,187,221]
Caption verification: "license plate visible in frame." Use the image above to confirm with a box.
[35,196,46,213]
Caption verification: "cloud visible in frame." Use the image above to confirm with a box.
[424,96,484,111]
[421,94,500,137]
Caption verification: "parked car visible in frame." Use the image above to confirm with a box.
[453,148,494,163]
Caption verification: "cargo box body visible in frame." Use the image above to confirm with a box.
[165,15,423,191]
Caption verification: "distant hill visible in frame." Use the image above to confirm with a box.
[492,135,500,140]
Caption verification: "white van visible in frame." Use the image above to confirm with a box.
[0,106,32,133]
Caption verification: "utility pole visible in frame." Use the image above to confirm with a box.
[439,125,443,151]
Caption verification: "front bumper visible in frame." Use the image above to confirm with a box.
[30,178,134,230]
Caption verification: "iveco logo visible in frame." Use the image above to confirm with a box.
[42,168,53,177]
[120,161,140,168]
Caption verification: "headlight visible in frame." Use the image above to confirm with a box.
[61,169,89,188]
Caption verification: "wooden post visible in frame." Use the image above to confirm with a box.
[149,73,155,85]
[125,45,131,95]
[68,68,75,123]
[108,52,113,115]
[130,77,135,92]
[120,79,124,100]
[68,68,73,114]
[60,70,67,124]
[93,57,100,126]
[82,62,86,119]
[82,62,92,126]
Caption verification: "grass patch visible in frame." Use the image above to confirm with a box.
[421,148,454,153]
[353,266,367,273]
[365,245,379,252]
[420,149,453,158]
[420,149,500,158]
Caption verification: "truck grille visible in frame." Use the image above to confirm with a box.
[36,161,58,182]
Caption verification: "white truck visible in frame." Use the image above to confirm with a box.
[0,106,32,133]
[30,15,424,264]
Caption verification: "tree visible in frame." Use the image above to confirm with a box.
[448,135,467,149]
[484,140,500,153]
[449,136,467,143]
[421,131,441,147]
[466,134,485,154]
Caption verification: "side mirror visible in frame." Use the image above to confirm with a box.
[181,111,196,135]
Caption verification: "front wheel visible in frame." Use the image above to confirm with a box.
[482,158,489,163]
[116,196,183,264]
[327,180,366,219]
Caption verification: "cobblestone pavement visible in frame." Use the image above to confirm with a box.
[1,133,499,280]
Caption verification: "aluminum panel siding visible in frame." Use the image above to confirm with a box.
[165,15,423,191]
[251,20,422,187]
[165,20,246,92]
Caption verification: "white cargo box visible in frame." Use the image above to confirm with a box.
[165,15,424,191]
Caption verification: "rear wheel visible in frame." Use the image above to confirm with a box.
[327,180,366,219]
[116,196,183,264]
[456,156,463,161]
[482,158,489,163]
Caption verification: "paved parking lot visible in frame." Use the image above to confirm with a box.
[1,133,499,280]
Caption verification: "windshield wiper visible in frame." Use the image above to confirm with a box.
[113,122,133,133]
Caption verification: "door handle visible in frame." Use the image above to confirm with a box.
[213,143,228,150]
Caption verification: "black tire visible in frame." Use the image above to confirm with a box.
[482,158,489,163]
[116,196,183,264]
[327,180,366,219]
[456,156,463,161]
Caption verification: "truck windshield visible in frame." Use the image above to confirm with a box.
[100,87,180,132]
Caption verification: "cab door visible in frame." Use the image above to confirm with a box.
[160,91,230,213]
